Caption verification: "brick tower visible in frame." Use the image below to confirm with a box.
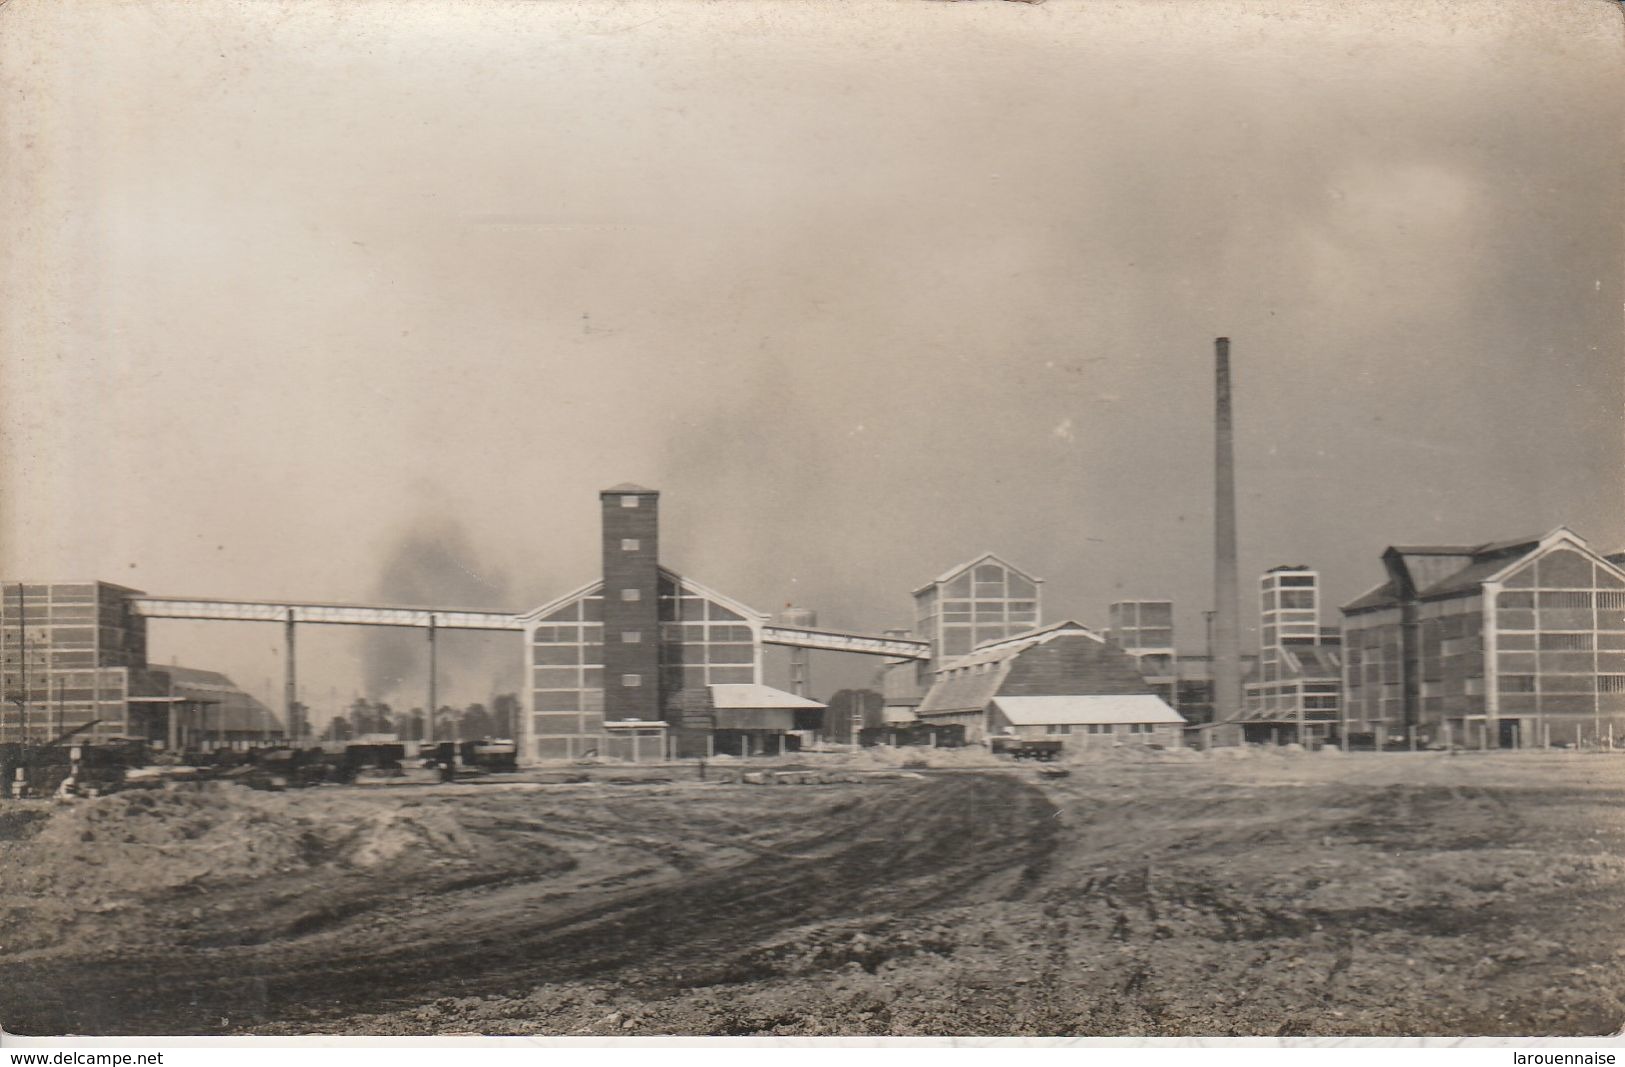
[600,483,661,722]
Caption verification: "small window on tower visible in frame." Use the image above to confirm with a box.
[621,673,642,687]
[622,630,641,643]
[621,588,641,602]
[621,495,639,508]
[622,538,640,551]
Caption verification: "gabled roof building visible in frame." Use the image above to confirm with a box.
[521,486,824,763]
[916,620,1185,747]
[912,553,1042,669]
[1341,528,1625,748]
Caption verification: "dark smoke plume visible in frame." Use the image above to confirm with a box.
[361,517,520,707]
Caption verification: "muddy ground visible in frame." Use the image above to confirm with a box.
[2,750,1623,1037]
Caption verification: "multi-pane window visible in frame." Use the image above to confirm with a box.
[918,558,1043,668]
[621,539,640,551]
[621,588,641,602]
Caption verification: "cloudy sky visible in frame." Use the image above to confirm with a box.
[2,0,1621,718]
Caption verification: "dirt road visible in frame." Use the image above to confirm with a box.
[4,752,1624,1037]
[1,772,1056,1035]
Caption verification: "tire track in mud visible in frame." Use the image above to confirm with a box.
[5,773,1058,1036]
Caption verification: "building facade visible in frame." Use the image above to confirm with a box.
[1108,600,1174,654]
[520,485,822,762]
[986,694,1186,748]
[1341,528,1625,747]
[0,581,280,746]
[0,581,153,743]
[1238,566,1343,742]
[912,554,1042,668]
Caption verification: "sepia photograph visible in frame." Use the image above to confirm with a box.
[1,0,1623,1044]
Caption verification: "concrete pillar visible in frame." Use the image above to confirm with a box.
[426,616,438,744]
[284,610,299,744]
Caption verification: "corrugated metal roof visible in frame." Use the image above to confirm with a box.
[1343,531,1555,613]
[958,620,1099,665]
[917,622,1123,718]
[917,660,1010,717]
[159,665,282,732]
[991,695,1185,726]
[708,683,825,710]
[1473,535,1545,557]
[1416,555,1521,599]
[1342,580,1401,613]
[917,622,1098,717]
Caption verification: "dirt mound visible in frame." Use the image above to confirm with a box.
[0,785,482,905]
[3,788,319,902]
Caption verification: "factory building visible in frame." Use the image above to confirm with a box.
[0,581,282,746]
[1107,598,1181,712]
[913,554,1043,668]
[915,620,1183,747]
[985,694,1186,746]
[1105,599,1256,725]
[1108,600,1174,654]
[149,666,284,745]
[520,484,826,762]
[1237,566,1343,743]
[878,553,1045,725]
[1341,528,1625,748]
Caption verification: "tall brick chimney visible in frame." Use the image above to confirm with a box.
[1212,338,1242,727]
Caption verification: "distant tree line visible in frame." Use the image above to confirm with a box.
[325,693,520,743]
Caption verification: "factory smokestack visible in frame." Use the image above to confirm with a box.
[1211,337,1242,730]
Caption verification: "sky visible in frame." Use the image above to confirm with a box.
[2,0,1622,722]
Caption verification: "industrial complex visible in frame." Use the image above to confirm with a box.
[4,340,1624,1042]
[4,340,1624,769]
